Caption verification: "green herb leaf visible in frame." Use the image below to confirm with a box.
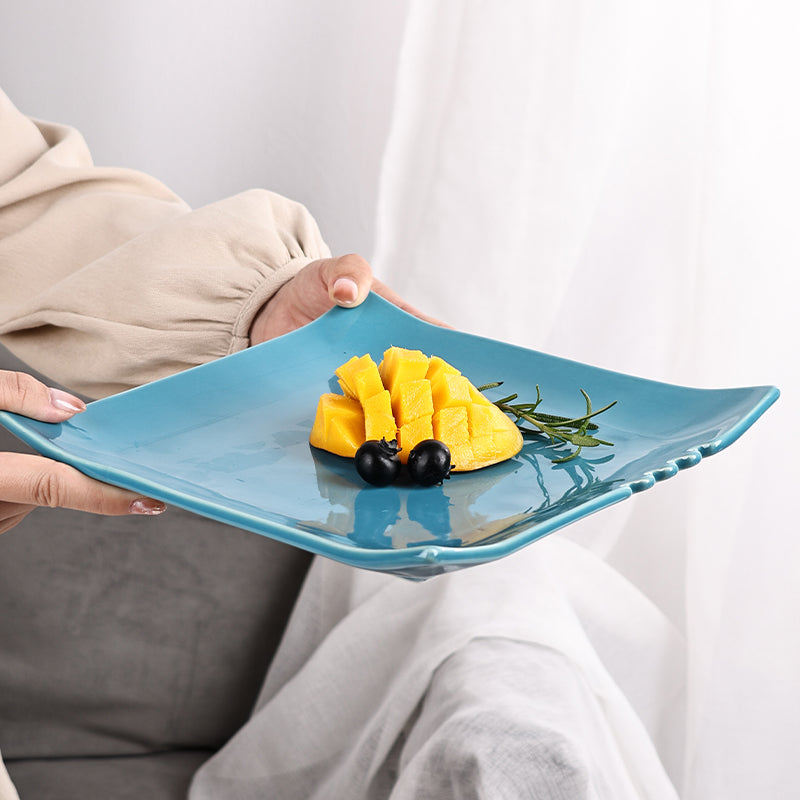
[485,383,617,463]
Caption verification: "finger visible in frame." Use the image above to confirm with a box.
[370,279,453,328]
[0,504,33,536]
[0,370,86,422]
[0,453,167,517]
[318,254,374,307]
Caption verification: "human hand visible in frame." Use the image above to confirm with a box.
[0,370,166,535]
[249,254,446,344]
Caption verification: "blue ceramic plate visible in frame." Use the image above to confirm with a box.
[0,293,779,579]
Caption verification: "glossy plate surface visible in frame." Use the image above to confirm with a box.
[0,293,779,579]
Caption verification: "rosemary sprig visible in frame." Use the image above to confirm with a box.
[477,382,617,464]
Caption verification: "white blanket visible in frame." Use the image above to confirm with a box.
[190,533,683,799]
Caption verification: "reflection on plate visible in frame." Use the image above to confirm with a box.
[0,293,779,579]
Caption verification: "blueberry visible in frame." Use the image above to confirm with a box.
[355,438,402,486]
[407,439,452,486]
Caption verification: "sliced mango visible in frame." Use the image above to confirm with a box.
[425,355,461,383]
[379,347,429,397]
[448,441,476,472]
[467,402,504,435]
[336,354,384,402]
[430,373,471,410]
[472,430,523,464]
[380,348,435,462]
[394,378,434,426]
[468,383,494,406]
[397,416,434,462]
[309,393,365,457]
[362,389,396,443]
[446,395,523,471]
[432,406,470,445]
[310,348,523,472]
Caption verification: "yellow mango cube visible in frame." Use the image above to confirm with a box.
[397,417,434,463]
[425,355,461,384]
[432,406,470,445]
[468,384,494,406]
[394,379,434,426]
[431,373,472,410]
[379,347,429,397]
[447,441,475,472]
[363,389,397,443]
[471,430,522,464]
[468,402,511,435]
[309,393,365,458]
[334,354,364,398]
[336,354,384,402]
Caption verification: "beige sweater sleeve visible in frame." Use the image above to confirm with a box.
[0,89,331,399]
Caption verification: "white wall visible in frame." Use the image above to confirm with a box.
[0,0,409,257]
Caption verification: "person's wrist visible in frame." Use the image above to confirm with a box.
[249,299,271,345]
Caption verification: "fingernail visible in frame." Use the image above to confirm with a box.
[129,498,167,515]
[332,277,359,305]
[49,388,86,414]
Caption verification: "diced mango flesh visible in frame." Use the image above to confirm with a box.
[310,347,523,471]
[397,416,434,462]
[379,347,429,397]
[363,390,396,442]
[469,384,494,406]
[448,441,476,471]
[425,355,461,383]
[432,406,470,445]
[336,354,384,402]
[472,430,522,463]
[394,379,434,426]
[309,393,365,458]
[430,373,471,410]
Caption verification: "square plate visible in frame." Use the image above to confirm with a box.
[0,293,779,579]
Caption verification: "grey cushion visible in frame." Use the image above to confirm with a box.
[0,346,312,797]
[6,751,213,800]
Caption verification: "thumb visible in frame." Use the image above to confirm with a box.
[0,453,166,516]
[319,254,374,308]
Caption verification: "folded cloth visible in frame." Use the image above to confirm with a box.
[0,757,18,800]
[189,535,684,799]
[389,638,646,800]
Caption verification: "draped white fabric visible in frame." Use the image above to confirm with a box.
[193,1,799,797]
[191,538,684,799]
[371,1,799,797]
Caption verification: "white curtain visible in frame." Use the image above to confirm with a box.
[370,1,799,798]
[193,1,799,797]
